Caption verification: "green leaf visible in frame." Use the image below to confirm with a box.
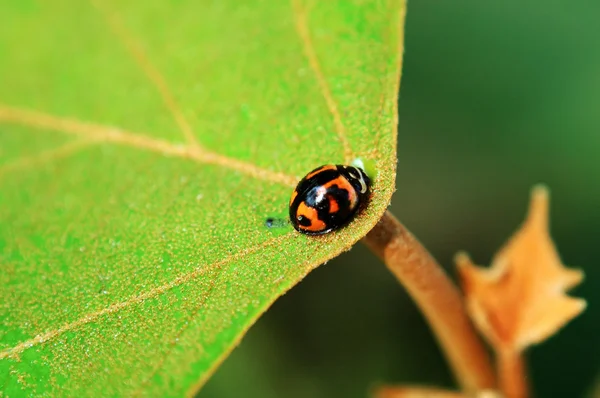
[0,0,405,395]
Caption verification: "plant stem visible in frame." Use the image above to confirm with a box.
[498,349,528,398]
[361,211,495,392]
[375,386,464,398]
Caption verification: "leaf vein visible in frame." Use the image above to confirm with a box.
[132,268,221,395]
[292,0,354,164]
[0,139,96,178]
[90,0,201,149]
[0,233,294,360]
[0,104,297,187]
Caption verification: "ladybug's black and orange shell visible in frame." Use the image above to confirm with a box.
[289,164,371,235]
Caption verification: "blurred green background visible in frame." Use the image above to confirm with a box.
[202,1,600,397]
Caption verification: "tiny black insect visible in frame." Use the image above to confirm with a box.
[264,217,288,229]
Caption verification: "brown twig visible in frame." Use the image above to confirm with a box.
[362,211,495,392]
[375,386,464,398]
[498,349,528,398]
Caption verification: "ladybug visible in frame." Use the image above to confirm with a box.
[289,164,371,235]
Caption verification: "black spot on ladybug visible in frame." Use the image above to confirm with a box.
[296,214,313,227]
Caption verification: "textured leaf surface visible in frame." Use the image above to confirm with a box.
[0,0,404,396]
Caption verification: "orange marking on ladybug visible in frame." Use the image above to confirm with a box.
[296,202,326,232]
[323,176,358,209]
[305,164,336,180]
[328,195,339,213]
[289,189,298,206]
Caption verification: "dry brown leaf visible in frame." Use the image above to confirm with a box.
[455,185,586,353]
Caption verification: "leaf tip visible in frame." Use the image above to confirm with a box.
[454,250,472,268]
[562,267,585,290]
[526,184,550,231]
